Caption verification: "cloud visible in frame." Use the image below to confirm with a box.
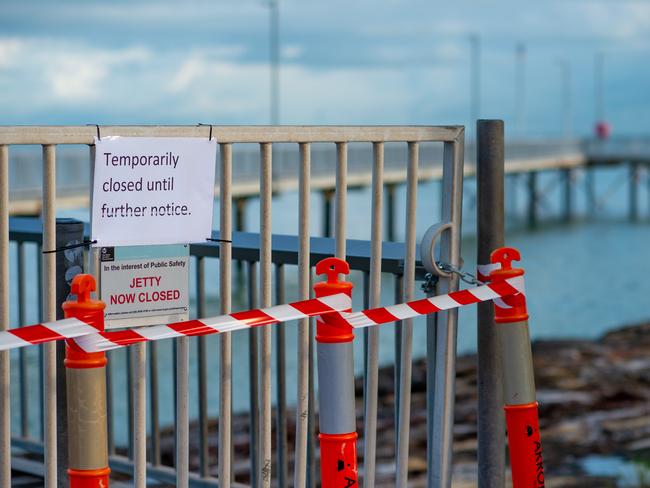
[0,38,22,68]
[48,60,107,100]
[0,1,648,134]
[0,38,152,102]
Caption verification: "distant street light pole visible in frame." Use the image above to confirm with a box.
[557,59,572,138]
[514,42,526,137]
[470,34,481,126]
[268,0,280,125]
[593,51,611,139]
[595,52,605,123]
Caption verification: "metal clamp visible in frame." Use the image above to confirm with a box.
[420,222,453,278]
[420,223,479,293]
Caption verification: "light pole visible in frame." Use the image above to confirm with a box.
[470,34,481,126]
[595,51,605,123]
[557,59,572,138]
[514,42,526,137]
[268,0,280,125]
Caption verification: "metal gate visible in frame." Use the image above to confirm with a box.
[0,125,465,487]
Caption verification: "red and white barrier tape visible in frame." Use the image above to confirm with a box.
[74,275,524,352]
[0,275,524,353]
[477,262,501,283]
[342,275,523,329]
[0,318,100,352]
[73,293,351,352]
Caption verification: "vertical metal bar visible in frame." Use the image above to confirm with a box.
[126,346,134,459]
[294,142,311,488]
[42,144,58,488]
[197,257,209,478]
[393,274,403,450]
[248,261,260,488]
[0,144,10,488]
[133,343,147,488]
[335,142,347,259]
[306,310,316,488]
[18,241,29,438]
[88,144,101,304]
[362,271,370,409]
[476,120,506,488]
[259,142,273,488]
[173,341,178,429]
[38,243,45,441]
[275,264,288,488]
[395,142,419,488]
[425,310,437,484]
[220,142,233,487]
[106,351,115,455]
[429,133,465,488]
[176,336,190,488]
[363,141,384,488]
[148,342,160,464]
[87,144,96,277]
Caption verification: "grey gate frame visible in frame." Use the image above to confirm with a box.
[0,125,465,488]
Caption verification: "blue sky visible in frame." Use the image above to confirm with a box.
[0,0,649,137]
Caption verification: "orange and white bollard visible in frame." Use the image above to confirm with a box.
[62,274,110,488]
[489,247,545,488]
[314,257,358,487]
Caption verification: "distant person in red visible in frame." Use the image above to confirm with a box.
[595,121,611,140]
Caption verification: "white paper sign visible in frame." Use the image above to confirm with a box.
[92,137,216,247]
[100,245,189,329]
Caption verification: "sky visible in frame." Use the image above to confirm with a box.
[0,0,649,137]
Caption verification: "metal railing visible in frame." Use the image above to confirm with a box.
[0,125,465,487]
[5,133,596,216]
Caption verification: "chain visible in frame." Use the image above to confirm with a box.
[421,262,485,293]
[436,262,485,286]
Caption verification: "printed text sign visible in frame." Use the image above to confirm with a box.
[100,245,189,329]
[92,136,216,247]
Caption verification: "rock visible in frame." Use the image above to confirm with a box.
[154,320,650,486]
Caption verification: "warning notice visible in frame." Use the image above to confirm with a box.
[100,245,189,329]
[91,136,217,247]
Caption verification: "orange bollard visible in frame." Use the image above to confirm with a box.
[314,258,358,487]
[489,247,545,488]
[62,275,110,488]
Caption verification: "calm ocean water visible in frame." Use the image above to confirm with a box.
[8,165,650,446]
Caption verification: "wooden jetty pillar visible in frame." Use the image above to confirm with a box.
[585,166,596,217]
[385,183,397,241]
[527,171,538,229]
[563,168,574,222]
[322,189,334,238]
[508,174,519,222]
[235,197,247,232]
[629,161,640,221]
[235,197,247,280]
